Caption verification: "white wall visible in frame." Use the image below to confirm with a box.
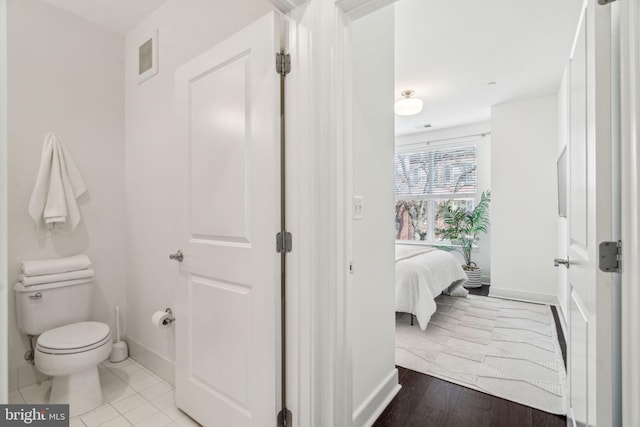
[490,94,559,302]
[124,0,274,383]
[351,5,399,426]
[395,122,492,283]
[6,0,125,390]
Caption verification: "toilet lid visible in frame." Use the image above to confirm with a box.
[37,321,111,354]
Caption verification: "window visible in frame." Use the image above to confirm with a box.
[395,145,477,242]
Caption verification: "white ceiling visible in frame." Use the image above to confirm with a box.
[395,0,584,135]
[41,0,167,34]
[40,0,582,134]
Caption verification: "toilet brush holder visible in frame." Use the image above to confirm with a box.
[110,340,128,363]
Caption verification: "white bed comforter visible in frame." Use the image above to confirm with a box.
[395,245,468,330]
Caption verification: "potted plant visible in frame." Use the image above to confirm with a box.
[435,190,491,288]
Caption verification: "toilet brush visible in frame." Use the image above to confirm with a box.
[109,305,128,362]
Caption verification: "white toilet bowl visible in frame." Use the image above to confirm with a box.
[35,321,112,416]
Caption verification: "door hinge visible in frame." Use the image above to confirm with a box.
[599,240,621,273]
[276,231,292,253]
[276,52,291,76]
[598,0,616,5]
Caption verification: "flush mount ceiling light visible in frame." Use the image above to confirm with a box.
[394,89,423,116]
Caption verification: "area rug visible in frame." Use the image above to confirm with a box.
[395,294,567,415]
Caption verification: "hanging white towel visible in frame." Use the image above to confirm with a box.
[20,268,94,287]
[21,254,92,276]
[28,133,87,234]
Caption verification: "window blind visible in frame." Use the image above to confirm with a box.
[395,145,477,198]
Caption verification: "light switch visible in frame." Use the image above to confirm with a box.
[353,195,364,220]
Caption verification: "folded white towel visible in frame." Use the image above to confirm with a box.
[28,132,87,235]
[21,254,92,276]
[15,277,94,291]
[20,268,94,287]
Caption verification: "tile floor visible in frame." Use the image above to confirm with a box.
[7,358,202,427]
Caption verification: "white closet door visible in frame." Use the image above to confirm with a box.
[174,12,281,427]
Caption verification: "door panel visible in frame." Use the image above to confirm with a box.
[175,12,281,427]
[189,275,250,407]
[190,55,251,244]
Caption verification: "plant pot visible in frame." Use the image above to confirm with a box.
[463,266,482,288]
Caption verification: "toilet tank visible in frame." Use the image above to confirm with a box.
[14,279,94,335]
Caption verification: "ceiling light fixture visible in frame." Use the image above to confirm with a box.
[394,89,423,116]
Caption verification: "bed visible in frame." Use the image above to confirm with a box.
[395,244,468,330]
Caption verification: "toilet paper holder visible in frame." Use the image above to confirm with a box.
[163,308,175,325]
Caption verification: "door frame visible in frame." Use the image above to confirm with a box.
[268,1,396,426]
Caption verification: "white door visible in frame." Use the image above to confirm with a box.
[174,12,281,427]
[565,0,617,426]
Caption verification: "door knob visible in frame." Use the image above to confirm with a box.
[169,250,183,262]
[554,257,570,268]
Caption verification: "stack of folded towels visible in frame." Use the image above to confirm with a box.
[20,254,94,287]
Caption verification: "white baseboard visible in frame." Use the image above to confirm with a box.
[488,287,558,305]
[352,368,401,427]
[10,340,176,392]
[127,337,175,386]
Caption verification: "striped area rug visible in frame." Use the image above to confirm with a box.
[395,294,567,415]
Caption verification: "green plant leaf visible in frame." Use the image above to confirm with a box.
[434,190,491,266]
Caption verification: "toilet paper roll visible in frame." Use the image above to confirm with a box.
[152,310,173,328]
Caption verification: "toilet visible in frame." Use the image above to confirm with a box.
[14,279,113,416]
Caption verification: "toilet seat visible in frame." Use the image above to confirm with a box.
[37,321,111,355]
[34,321,113,417]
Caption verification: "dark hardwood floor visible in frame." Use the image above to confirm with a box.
[550,305,567,367]
[374,285,567,427]
[373,367,566,427]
